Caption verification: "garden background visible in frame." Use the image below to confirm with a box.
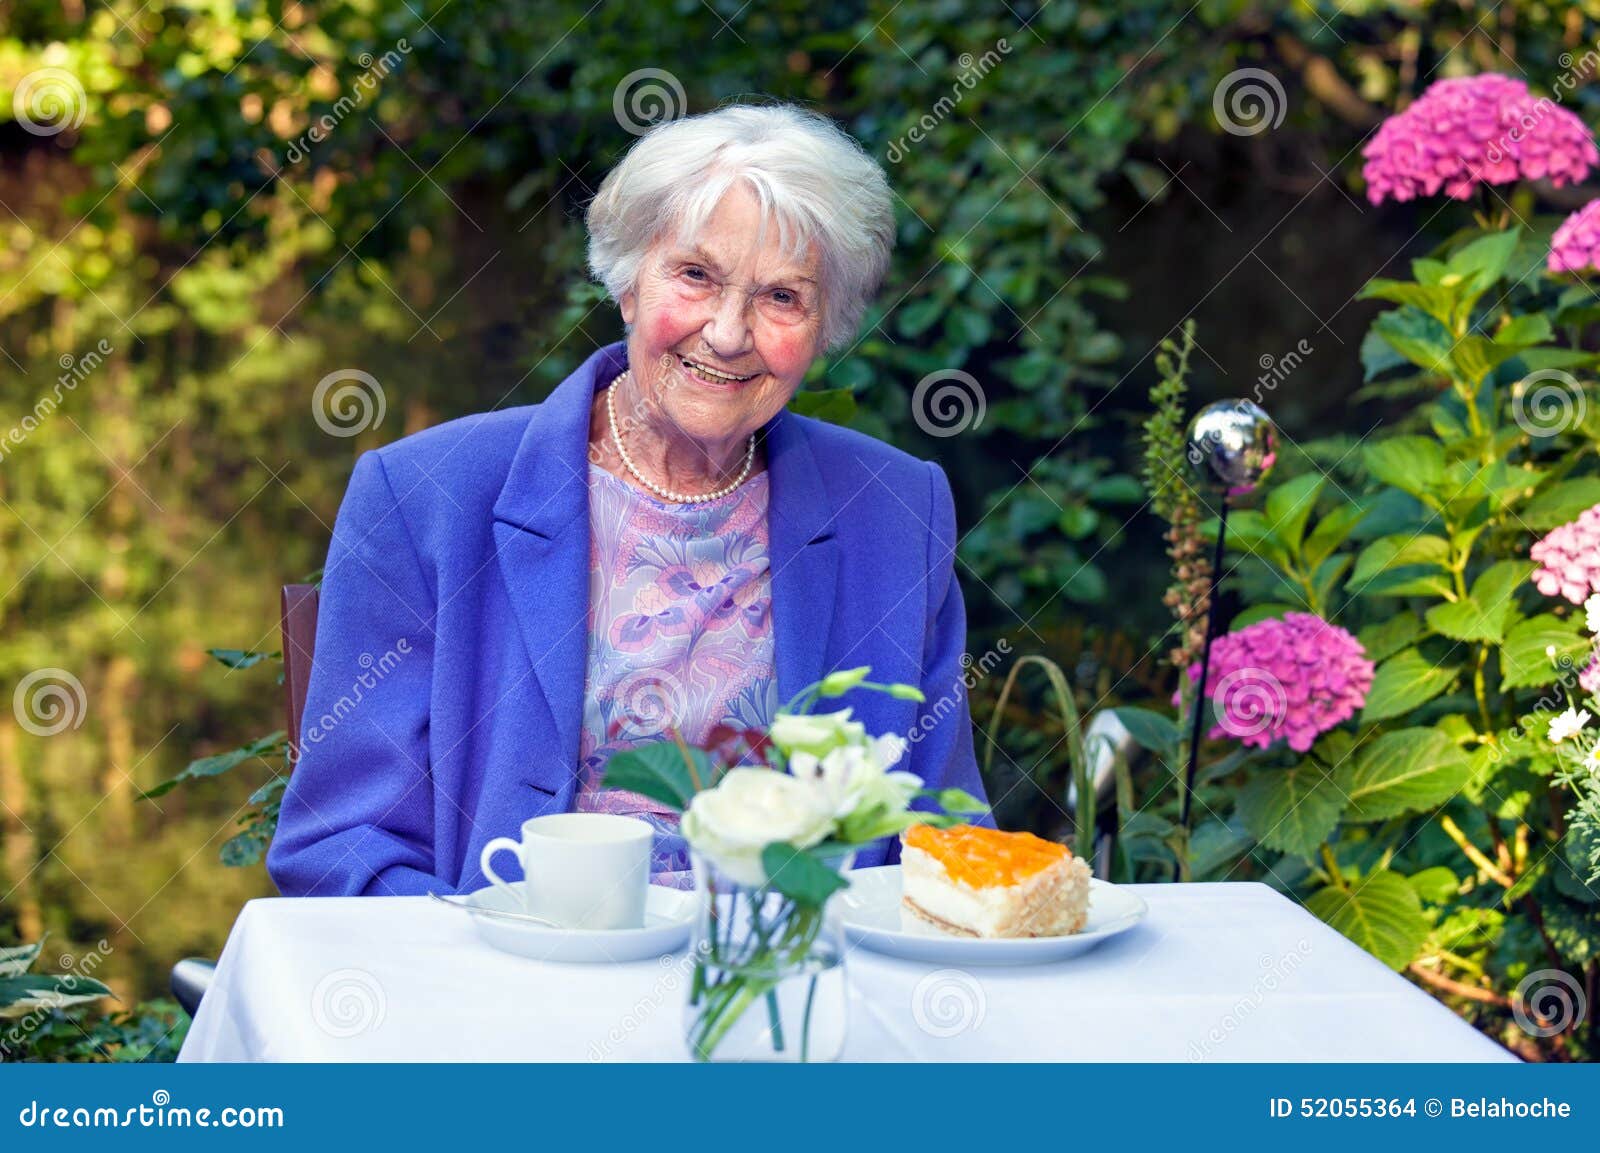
[3,0,1598,1061]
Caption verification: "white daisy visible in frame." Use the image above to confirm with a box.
[1548,706,1591,744]
[1587,593,1600,636]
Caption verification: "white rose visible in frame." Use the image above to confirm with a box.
[769,708,866,760]
[681,768,837,886]
[790,734,921,821]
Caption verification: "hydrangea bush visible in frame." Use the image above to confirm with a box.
[1116,73,1600,1061]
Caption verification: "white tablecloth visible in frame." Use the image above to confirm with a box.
[178,881,1513,1062]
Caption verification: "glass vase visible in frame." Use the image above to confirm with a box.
[683,849,852,1062]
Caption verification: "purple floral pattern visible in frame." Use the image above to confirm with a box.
[575,463,777,884]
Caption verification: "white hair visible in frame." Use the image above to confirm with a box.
[585,102,895,352]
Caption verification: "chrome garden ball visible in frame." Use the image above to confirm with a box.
[1185,399,1278,496]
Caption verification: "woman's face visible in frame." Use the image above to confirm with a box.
[620,181,825,452]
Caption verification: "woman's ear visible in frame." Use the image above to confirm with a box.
[619,289,637,327]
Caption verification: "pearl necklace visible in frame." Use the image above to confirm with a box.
[605,370,756,504]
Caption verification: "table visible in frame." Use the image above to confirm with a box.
[178,881,1514,1062]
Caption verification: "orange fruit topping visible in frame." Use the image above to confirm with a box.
[903,824,1069,888]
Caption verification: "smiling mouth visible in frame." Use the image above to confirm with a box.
[679,356,759,385]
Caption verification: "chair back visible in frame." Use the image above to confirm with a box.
[280,584,320,761]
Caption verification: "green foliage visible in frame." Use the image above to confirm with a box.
[1143,212,1600,1059]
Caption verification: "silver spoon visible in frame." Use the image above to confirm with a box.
[428,890,563,929]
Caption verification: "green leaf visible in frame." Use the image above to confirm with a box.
[1263,473,1324,554]
[1446,227,1519,292]
[207,648,278,669]
[760,843,850,905]
[1306,871,1429,970]
[1356,279,1458,326]
[1455,335,1529,386]
[1495,314,1553,346]
[140,731,287,799]
[897,297,943,338]
[1236,764,1345,858]
[0,974,114,1018]
[1407,866,1461,903]
[1520,478,1600,531]
[1360,649,1457,723]
[1363,437,1445,497]
[1360,326,1408,382]
[786,388,857,425]
[1302,504,1368,570]
[1357,614,1424,663]
[1347,534,1452,598]
[0,942,42,978]
[1369,310,1454,377]
[1337,728,1473,820]
[1421,560,1532,643]
[1501,613,1589,691]
[1110,706,1179,758]
[597,741,711,811]
[1231,602,1296,629]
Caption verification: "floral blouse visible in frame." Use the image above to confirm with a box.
[574,462,778,885]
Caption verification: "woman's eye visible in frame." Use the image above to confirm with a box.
[770,289,798,308]
[683,266,709,282]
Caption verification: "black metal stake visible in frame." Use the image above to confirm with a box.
[1176,501,1229,880]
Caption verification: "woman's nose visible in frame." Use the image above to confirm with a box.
[702,289,754,359]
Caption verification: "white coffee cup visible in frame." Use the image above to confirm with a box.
[479,812,653,930]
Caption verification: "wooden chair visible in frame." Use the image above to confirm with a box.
[171,583,320,1020]
[280,583,320,762]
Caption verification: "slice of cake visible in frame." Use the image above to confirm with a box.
[900,824,1091,938]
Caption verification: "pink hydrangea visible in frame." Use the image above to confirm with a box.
[1549,199,1600,273]
[1581,653,1600,696]
[1530,504,1600,604]
[1173,612,1374,753]
[1363,74,1597,205]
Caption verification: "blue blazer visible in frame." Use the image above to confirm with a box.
[267,342,989,897]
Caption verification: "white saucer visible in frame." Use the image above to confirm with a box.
[835,865,1148,966]
[461,883,695,963]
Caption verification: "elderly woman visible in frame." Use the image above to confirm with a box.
[267,103,989,897]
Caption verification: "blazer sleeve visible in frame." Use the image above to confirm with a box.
[889,460,993,857]
[266,450,444,897]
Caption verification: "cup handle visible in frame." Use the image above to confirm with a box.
[480,836,524,904]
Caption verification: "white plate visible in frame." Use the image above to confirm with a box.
[835,865,1148,966]
[461,882,694,964]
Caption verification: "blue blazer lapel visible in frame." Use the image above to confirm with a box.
[489,344,625,777]
[764,407,840,708]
